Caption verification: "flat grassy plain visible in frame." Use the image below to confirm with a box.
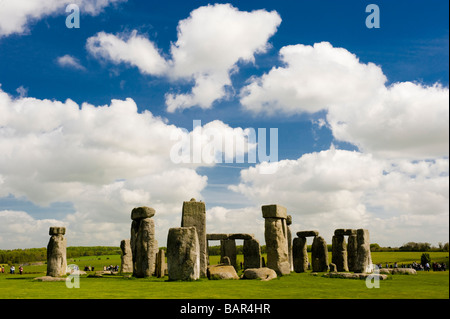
[0,252,448,299]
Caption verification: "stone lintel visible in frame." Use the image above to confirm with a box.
[262,204,287,219]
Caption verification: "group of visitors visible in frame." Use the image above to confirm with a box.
[103,265,119,272]
[0,265,23,274]
[375,261,447,271]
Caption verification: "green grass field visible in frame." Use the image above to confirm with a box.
[0,252,448,299]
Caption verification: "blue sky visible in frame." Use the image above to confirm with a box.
[0,0,448,249]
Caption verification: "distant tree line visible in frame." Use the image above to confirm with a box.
[370,242,449,252]
[0,246,121,264]
[1,242,448,264]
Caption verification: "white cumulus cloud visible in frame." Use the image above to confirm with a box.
[85,3,281,112]
[240,42,449,160]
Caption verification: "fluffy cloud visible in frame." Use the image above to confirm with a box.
[86,30,168,76]
[0,86,256,248]
[86,4,281,112]
[0,0,125,37]
[56,54,86,70]
[229,147,449,246]
[240,42,449,159]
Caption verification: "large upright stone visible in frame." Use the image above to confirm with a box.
[331,235,349,272]
[347,234,358,272]
[167,227,200,281]
[181,198,207,277]
[131,207,157,278]
[354,229,373,273]
[120,239,133,273]
[292,237,308,273]
[311,236,329,272]
[286,215,293,272]
[243,238,261,269]
[263,204,290,276]
[155,248,166,278]
[220,239,237,269]
[47,227,67,277]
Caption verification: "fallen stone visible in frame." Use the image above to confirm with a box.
[242,268,277,281]
[34,276,67,282]
[207,265,239,280]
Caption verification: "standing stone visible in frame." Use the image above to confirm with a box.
[131,207,157,278]
[220,239,237,269]
[167,227,200,281]
[47,227,67,277]
[120,239,133,273]
[286,215,293,272]
[263,204,290,275]
[347,234,358,272]
[155,248,166,278]
[181,198,207,277]
[293,237,308,273]
[311,236,329,272]
[332,235,349,272]
[354,229,373,273]
[243,238,261,269]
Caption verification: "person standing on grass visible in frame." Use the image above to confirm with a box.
[19,265,23,275]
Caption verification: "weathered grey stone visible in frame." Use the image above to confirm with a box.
[220,239,237,269]
[220,256,231,265]
[264,217,290,275]
[262,204,287,219]
[287,216,293,271]
[131,206,155,220]
[207,233,229,241]
[46,227,67,277]
[207,265,239,280]
[331,235,349,272]
[243,238,261,269]
[242,268,277,281]
[228,233,254,240]
[286,215,292,225]
[131,218,157,277]
[311,236,329,272]
[293,237,308,273]
[354,229,373,273]
[334,228,356,236]
[181,199,207,277]
[167,227,200,281]
[49,227,66,236]
[120,239,133,273]
[324,272,388,280]
[347,234,358,272]
[296,230,319,238]
[155,248,166,278]
[329,263,337,272]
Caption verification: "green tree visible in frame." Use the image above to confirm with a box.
[420,253,431,266]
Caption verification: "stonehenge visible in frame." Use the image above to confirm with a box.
[46,226,67,277]
[43,199,377,283]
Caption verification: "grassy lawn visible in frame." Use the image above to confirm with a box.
[0,252,448,299]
